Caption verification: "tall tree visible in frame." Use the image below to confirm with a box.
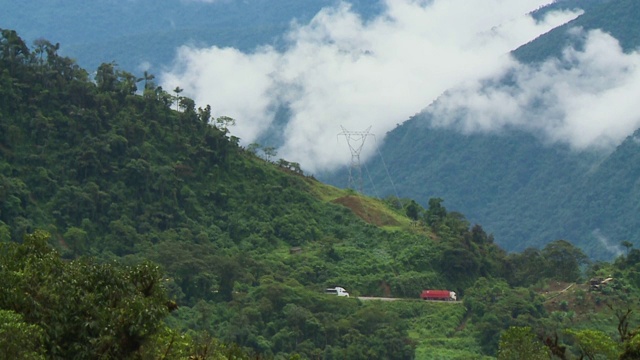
[0,230,172,359]
[541,240,589,282]
[498,326,550,360]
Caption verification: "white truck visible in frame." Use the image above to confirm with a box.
[325,286,350,297]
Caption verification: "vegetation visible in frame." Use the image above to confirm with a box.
[3,28,640,359]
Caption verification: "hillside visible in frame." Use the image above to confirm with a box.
[515,0,640,63]
[5,27,640,359]
[7,0,637,261]
[0,28,511,359]
[322,0,640,260]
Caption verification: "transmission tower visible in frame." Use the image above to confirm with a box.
[338,126,374,193]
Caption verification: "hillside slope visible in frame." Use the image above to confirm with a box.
[5,26,640,360]
[0,29,516,359]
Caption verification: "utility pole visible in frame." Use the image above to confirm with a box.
[338,126,373,193]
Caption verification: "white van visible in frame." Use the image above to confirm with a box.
[325,286,349,297]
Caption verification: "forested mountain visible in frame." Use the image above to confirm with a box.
[6,0,637,261]
[5,27,640,359]
[0,28,502,359]
[323,0,640,260]
[515,0,640,62]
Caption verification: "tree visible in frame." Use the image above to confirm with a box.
[621,332,640,360]
[215,115,236,134]
[424,197,447,228]
[95,62,118,92]
[565,328,620,360]
[541,240,589,282]
[507,248,547,287]
[247,142,261,155]
[63,226,89,257]
[0,230,173,359]
[498,326,550,360]
[0,28,30,69]
[405,200,421,221]
[198,104,212,124]
[622,240,634,256]
[117,70,138,96]
[263,146,277,162]
[0,310,45,360]
[173,86,183,110]
[0,221,10,242]
[142,70,155,90]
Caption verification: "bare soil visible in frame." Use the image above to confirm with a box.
[332,195,401,227]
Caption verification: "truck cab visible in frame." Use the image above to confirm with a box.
[325,286,350,297]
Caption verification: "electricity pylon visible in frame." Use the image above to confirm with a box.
[338,126,373,193]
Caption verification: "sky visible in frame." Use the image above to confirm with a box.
[159,0,638,174]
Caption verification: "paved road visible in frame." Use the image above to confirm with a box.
[357,296,401,301]
[357,296,462,303]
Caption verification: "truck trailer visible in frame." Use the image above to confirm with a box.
[420,289,456,301]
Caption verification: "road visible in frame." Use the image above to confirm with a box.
[357,296,462,303]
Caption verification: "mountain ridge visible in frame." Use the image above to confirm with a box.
[325,0,640,259]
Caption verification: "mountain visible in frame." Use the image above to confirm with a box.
[322,0,640,260]
[0,0,381,72]
[0,28,512,358]
[515,0,640,63]
[6,0,634,260]
[4,26,640,360]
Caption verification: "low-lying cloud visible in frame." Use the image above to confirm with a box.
[429,28,640,151]
[161,0,582,173]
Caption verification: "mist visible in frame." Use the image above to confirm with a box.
[429,28,640,152]
[161,0,583,173]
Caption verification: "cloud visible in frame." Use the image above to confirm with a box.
[429,28,640,151]
[592,229,623,258]
[161,0,580,173]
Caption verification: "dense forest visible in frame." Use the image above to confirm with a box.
[3,28,640,359]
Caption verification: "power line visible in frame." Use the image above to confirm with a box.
[338,126,373,193]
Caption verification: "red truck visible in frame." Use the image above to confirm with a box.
[421,289,457,301]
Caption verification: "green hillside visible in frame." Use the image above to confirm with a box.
[0,28,496,359]
[3,29,640,359]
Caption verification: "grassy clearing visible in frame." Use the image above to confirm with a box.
[363,300,491,359]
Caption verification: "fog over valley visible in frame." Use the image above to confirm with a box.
[159,0,604,173]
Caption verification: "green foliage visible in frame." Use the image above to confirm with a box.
[0,230,170,359]
[0,309,45,360]
[6,27,640,359]
[465,278,547,355]
[541,240,589,282]
[565,328,620,360]
[621,332,640,360]
[498,326,549,360]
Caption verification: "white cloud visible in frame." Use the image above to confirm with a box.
[162,46,280,141]
[161,0,581,173]
[429,28,640,151]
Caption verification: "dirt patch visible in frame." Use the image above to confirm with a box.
[332,195,401,227]
[541,282,610,316]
